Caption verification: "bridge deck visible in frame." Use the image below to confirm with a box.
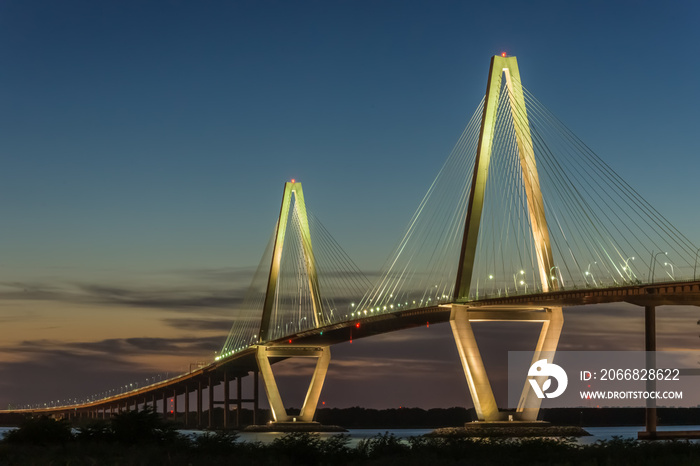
[465,280,700,308]
[5,279,699,416]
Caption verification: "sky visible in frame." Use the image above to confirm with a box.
[1,0,699,411]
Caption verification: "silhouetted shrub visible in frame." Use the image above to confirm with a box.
[192,429,239,453]
[76,419,113,443]
[109,407,181,444]
[3,416,73,445]
[357,432,410,459]
[319,433,352,458]
[271,432,324,465]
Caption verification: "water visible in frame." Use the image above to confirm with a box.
[3,425,700,444]
[580,425,700,444]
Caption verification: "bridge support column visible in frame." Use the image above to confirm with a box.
[223,370,230,429]
[255,345,330,423]
[254,370,259,425]
[208,375,214,429]
[197,380,202,428]
[173,389,177,421]
[236,376,242,427]
[450,305,563,422]
[516,307,564,421]
[184,385,189,427]
[450,306,500,421]
[645,305,657,434]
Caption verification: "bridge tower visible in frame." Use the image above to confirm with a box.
[255,180,330,424]
[451,55,564,422]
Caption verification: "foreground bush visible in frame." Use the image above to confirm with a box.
[3,419,700,465]
[2,416,73,445]
[108,408,182,444]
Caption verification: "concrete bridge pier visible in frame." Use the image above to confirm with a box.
[236,376,242,426]
[196,380,203,428]
[450,304,563,422]
[253,370,259,425]
[172,389,177,421]
[184,384,189,427]
[223,371,230,428]
[255,345,330,424]
[644,305,657,434]
[208,375,214,428]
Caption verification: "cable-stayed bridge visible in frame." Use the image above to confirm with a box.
[5,55,700,431]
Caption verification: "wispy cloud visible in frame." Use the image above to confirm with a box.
[0,280,247,312]
[167,266,259,283]
[162,317,242,331]
[0,335,225,358]
[77,283,245,310]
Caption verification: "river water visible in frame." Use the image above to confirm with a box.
[2,425,700,444]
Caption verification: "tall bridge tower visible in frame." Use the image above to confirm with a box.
[451,54,563,422]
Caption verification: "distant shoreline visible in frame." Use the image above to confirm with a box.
[2,406,700,429]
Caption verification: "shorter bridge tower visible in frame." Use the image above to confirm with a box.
[255,181,330,424]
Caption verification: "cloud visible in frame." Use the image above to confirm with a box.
[0,280,246,313]
[0,282,73,302]
[0,335,226,359]
[162,317,241,332]
[0,335,228,408]
[167,266,259,283]
[0,350,156,408]
[75,283,246,310]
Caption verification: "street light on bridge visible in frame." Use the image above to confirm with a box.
[663,262,675,280]
[621,257,636,282]
[549,266,562,290]
[584,263,598,287]
[650,251,668,283]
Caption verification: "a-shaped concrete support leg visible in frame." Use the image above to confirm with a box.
[450,304,563,422]
[450,305,501,421]
[255,345,330,423]
[516,307,563,421]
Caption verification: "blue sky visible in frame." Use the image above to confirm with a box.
[0,1,699,410]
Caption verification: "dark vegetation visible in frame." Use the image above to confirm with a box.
[2,410,700,465]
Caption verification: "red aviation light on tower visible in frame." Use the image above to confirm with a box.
[501,52,507,57]
[291,179,296,183]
